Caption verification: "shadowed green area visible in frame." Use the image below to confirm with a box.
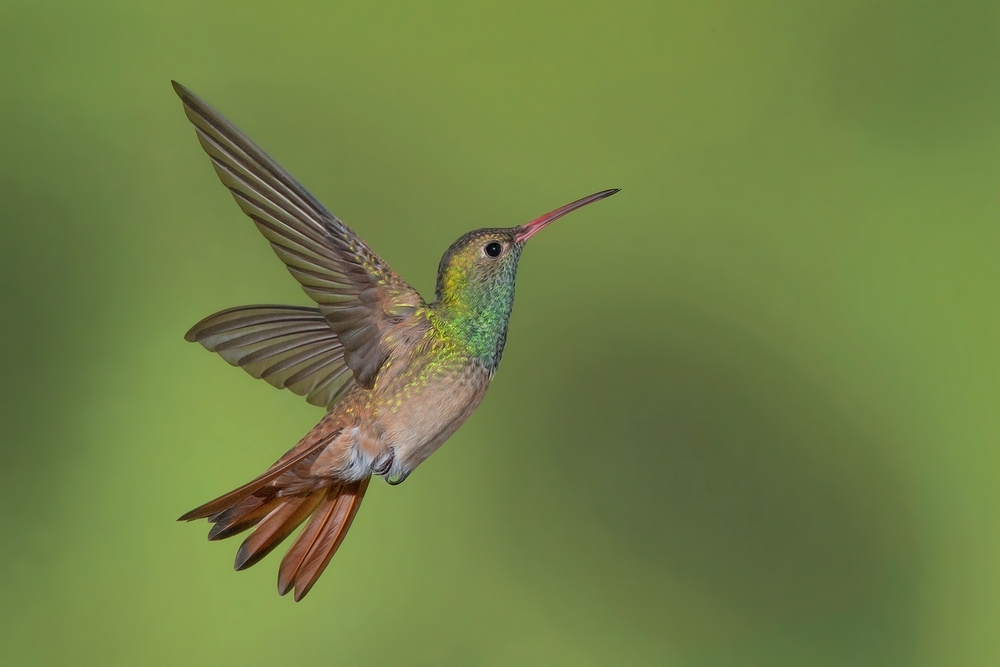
[1,0,998,664]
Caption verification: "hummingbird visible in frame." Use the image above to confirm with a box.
[172,81,618,601]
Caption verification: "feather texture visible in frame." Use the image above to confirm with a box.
[178,437,329,522]
[277,477,370,601]
[173,81,425,388]
[234,492,326,571]
[178,421,370,601]
[186,305,355,408]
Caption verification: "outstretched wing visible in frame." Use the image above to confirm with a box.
[185,305,356,409]
[173,81,425,388]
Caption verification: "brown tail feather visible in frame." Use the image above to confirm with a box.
[234,491,325,571]
[178,439,329,522]
[207,492,282,541]
[278,477,370,601]
[277,485,342,596]
[179,423,366,600]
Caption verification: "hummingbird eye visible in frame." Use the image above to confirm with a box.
[484,242,503,258]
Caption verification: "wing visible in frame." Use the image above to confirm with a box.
[173,81,425,388]
[185,305,356,409]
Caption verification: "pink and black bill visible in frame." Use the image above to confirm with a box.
[514,188,620,242]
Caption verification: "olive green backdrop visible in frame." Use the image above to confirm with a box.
[2,1,998,665]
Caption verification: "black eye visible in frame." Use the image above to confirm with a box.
[484,242,503,257]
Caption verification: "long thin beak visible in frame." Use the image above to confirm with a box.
[514,188,620,242]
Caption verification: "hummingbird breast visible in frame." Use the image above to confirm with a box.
[309,325,493,484]
[371,334,493,473]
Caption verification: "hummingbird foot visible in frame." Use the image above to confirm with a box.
[386,470,410,486]
[370,448,395,476]
[371,448,409,485]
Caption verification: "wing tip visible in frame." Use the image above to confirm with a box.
[171,79,193,101]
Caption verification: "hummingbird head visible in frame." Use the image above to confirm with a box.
[432,189,619,367]
[433,189,619,306]
[433,227,524,307]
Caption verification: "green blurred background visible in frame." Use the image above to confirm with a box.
[2,1,998,665]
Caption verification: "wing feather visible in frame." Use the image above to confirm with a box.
[186,305,356,409]
[174,81,425,388]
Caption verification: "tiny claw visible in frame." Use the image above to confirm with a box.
[386,470,410,486]
[371,449,395,476]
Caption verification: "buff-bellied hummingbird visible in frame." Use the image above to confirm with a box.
[172,81,619,600]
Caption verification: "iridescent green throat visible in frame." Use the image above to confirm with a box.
[431,243,522,369]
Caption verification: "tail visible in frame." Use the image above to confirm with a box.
[179,437,371,601]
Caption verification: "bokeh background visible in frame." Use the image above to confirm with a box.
[2,1,999,665]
